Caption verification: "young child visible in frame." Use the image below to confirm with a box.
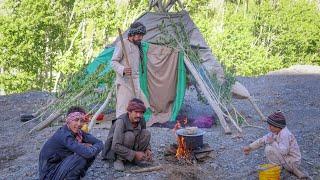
[243,110,308,178]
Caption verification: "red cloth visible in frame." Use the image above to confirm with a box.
[126,100,146,113]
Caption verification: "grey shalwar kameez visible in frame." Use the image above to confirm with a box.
[102,113,151,162]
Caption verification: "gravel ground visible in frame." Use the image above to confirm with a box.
[0,65,319,179]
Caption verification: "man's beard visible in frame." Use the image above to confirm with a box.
[132,40,141,46]
[133,117,141,122]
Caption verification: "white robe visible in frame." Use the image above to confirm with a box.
[111,39,149,118]
[249,127,302,172]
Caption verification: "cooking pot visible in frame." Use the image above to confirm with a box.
[176,128,206,150]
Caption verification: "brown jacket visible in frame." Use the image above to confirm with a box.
[101,113,149,161]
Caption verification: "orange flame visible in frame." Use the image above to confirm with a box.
[173,116,191,160]
[175,136,191,159]
[173,116,188,132]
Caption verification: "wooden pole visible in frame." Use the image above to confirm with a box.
[88,86,114,132]
[130,165,162,173]
[117,28,136,97]
[29,110,63,133]
[183,56,231,134]
[33,98,58,117]
[232,81,266,121]
[29,90,85,133]
[248,97,266,121]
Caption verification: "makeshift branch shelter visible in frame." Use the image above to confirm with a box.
[29,0,265,134]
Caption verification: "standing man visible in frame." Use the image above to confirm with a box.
[102,98,152,171]
[112,22,150,118]
[39,106,103,180]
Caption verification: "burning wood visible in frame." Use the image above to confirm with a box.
[170,117,213,163]
[176,136,191,160]
[164,143,214,164]
[173,116,192,160]
[173,116,187,131]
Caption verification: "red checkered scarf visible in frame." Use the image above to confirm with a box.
[66,112,85,142]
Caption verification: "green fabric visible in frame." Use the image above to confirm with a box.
[86,42,186,122]
[139,42,152,120]
[170,51,186,121]
[139,42,186,122]
[86,47,115,75]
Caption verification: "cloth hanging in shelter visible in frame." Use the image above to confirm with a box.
[139,42,186,126]
[85,42,186,125]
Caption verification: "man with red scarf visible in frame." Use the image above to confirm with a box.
[102,98,152,171]
[39,106,103,179]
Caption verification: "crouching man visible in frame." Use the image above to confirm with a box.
[102,98,152,171]
[243,110,309,179]
[39,106,103,180]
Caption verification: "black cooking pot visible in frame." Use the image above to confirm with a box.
[176,128,206,150]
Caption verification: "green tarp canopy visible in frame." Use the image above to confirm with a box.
[86,42,186,122]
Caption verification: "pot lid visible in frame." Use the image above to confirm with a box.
[176,128,206,137]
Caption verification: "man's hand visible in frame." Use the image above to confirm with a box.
[144,149,153,161]
[266,136,274,144]
[123,67,132,76]
[243,146,251,155]
[134,151,145,161]
[82,143,92,147]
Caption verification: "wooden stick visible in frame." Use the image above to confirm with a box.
[248,97,266,121]
[176,0,185,10]
[302,157,314,166]
[164,0,175,11]
[193,148,214,154]
[183,56,231,134]
[117,28,136,97]
[32,98,58,117]
[194,151,211,160]
[29,90,85,133]
[157,0,165,12]
[88,86,114,132]
[29,110,63,133]
[130,165,162,173]
[53,72,61,92]
[242,125,266,130]
[22,99,60,126]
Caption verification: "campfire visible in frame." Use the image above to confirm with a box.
[176,136,190,160]
[174,116,191,160]
[164,117,214,163]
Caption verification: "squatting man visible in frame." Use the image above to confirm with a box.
[39,106,103,179]
[102,98,152,171]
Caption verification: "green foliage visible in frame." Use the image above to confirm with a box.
[0,0,148,94]
[253,0,320,66]
[0,0,319,94]
[50,63,116,115]
[186,0,320,76]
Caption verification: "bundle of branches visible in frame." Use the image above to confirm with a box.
[156,15,246,133]
[29,64,115,133]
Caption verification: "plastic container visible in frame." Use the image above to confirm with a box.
[81,124,89,133]
[258,164,281,180]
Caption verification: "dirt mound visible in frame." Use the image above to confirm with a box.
[267,65,320,75]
